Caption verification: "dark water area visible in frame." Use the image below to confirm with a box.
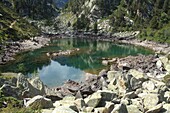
[0,38,154,87]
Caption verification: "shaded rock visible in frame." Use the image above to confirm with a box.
[17,74,45,98]
[143,93,159,110]
[97,90,116,106]
[0,84,20,98]
[111,104,128,113]
[162,104,170,113]
[52,106,77,113]
[123,91,137,99]
[25,95,53,109]
[146,103,163,113]
[99,69,107,77]
[94,107,108,113]
[130,77,142,90]
[127,105,142,113]
[105,102,114,113]
[28,76,45,95]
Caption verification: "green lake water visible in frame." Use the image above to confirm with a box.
[0,38,154,87]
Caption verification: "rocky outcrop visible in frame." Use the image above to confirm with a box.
[0,73,46,99]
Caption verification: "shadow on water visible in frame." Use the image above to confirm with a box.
[0,38,154,87]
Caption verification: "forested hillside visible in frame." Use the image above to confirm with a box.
[0,1,40,43]
[1,0,58,19]
[60,0,170,43]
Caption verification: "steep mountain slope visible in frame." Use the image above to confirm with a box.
[0,1,40,43]
[58,0,170,43]
[1,0,58,19]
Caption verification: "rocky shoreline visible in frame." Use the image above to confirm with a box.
[1,54,170,112]
[0,36,50,64]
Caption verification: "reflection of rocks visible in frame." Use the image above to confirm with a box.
[46,48,80,57]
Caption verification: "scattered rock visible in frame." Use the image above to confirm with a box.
[25,95,53,109]
[84,92,101,107]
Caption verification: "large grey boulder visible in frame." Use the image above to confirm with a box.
[17,74,46,98]
[25,95,53,109]
[84,92,102,108]
[28,76,45,94]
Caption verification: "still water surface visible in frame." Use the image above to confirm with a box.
[0,38,153,87]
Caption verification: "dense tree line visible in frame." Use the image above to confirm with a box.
[2,0,58,19]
